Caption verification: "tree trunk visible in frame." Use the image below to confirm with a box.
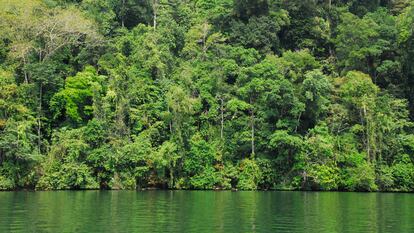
[167,105,172,134]
[153,0,158,30]
[23,56,28,83]
[0,150,3,166]
[121,0,126,28]
[363,103,371,162]
[220,97,224,140]
[169,165,174,189]
[37,83,42,154]
[250,102,255,158]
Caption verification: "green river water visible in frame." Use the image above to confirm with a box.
[0,191,412,232]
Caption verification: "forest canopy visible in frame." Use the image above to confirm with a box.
[1,0,414,191]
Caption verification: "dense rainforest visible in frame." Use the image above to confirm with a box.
[1,0,414,192]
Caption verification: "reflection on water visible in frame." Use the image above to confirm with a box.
[0,191,412,233]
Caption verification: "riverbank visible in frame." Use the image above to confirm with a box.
[2,186,414,193]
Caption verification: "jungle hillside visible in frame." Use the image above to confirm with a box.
[1,0,414,192]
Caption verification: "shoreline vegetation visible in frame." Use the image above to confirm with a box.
[2,0,414,192]
[3,187,414,193]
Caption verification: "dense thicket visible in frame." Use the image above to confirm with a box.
[1,0,414,191]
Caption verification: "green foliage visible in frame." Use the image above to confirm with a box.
[0,69,40,189]
[237,158,261,190]
[341,161,378,191]
[391,154,414,191]
[300,124,339,190]
[335,8,400,84]
[51,66,105,125]
[376,164,395,191]
[306,164,340,191]
[1,0,414,192]
[36,127,96,190]
[228,12,289,53]
[37,162,99,190]
[0,175,14,190]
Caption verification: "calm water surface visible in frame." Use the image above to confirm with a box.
[0,191,413,233]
